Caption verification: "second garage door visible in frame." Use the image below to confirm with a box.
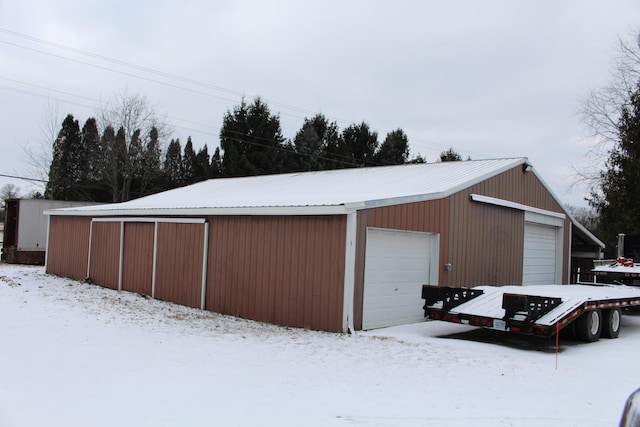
[362,228,439,330]
[522,222,561,285]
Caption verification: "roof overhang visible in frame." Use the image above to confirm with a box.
[43,204,357,217]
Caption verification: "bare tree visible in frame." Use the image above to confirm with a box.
[21,99,60,183]
[576,29,640,188]
[96,89,171,149]
[1,184,21,203]
[95,89,172,201]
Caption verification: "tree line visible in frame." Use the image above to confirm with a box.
[46,96,455,203]
[581,29,640,253]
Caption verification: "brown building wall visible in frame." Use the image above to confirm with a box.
[88,221,121,290]
[447,167,568,286]
[155,222,205,309]
[44,164,571,333]
[46,216,92,280]
[353,199,450,330]
[351,166,570,329]
[205,215,346,332]
[122,222,154,296]
[446,193,524,286]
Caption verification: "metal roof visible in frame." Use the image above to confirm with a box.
[46,158,528,216]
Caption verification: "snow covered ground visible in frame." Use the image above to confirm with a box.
[1,263,639,427]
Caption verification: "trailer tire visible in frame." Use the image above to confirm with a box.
[576,309,602,342]
[601,308,621,338]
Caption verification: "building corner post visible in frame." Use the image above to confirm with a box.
[342,212,357,333]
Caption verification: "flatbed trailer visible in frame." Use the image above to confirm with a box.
[422,284,640,342]
[591,257,640,287]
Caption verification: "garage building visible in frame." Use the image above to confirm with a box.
[44,158,603,332]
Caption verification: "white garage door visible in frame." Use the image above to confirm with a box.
[522,222,560,285]
[362,228,439,330]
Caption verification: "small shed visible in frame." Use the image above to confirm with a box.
[44,158,603,332]
[2,199,98,264]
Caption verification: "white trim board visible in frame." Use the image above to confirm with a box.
[470,194,565,220]
[91,217,206,224]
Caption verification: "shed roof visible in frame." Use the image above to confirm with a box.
[48,158,529,216]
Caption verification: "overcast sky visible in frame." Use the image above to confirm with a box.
[1,1,639,207]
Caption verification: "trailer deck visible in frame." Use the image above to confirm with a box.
[592,258,640,286]
[423,283,640,341]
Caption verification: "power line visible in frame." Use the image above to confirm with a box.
[0,173,48,183]
[0,26,463,157]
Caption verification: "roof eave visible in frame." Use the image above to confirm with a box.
[44,205,352,217]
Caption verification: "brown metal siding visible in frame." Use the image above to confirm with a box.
[365,198,450,271]
[447,193,524,286]
[89,222,121,290]
[352,199,450,330]
[122,222,154,295]
[205,215,346,332]
[46,216,92,280]
[154,222,205,308]
[352,166,570,328]
[464,167,564,212]
[447,167,568,286]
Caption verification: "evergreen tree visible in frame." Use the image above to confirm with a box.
[293,114,339,171]
[110,127,128,202]
[122,128,142,201]
[220,97,285,177]
[80,117,109,201]
[340,122,379,167]
[591,83,640,252]
[98,126,117,202]
[440,148,463,162]
[210,147,222,178]
[374,129,409,165]
[293,123,322,171]
[164,139,183,188]
[182,137,197,185]
[408,153,426,164]
[325,134,352,169]
[139,126,162,196]
[82,118,101,182]
[194,145,212,182]
[46,114,85,200]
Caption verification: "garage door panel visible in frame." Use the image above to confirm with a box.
[362,228,438,330]
[522,223,560,286]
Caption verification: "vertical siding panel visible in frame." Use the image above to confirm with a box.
[46,216,92,280]
[89,222,120,290]
[155,223,204,308]
[302,220,315,329]
[227,218,239,315]
[122,222,154,296]
[205,215,345,332]
[287,218,300,327]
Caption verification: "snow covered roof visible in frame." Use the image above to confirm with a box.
[46,158,530,217]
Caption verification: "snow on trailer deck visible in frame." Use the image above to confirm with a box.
[452,284,640,326]
[425,284,640,336]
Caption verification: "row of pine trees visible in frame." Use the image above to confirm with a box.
[46,97,432,203]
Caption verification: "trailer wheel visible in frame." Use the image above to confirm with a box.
[601,308,621,338]
[576,309,602,342]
